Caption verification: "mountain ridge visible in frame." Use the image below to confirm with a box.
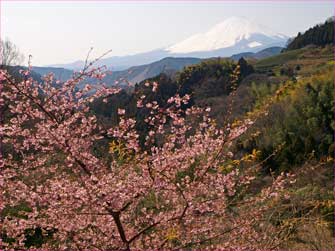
[33,46,282,86]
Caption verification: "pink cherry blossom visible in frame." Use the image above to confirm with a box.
[117,108,126,115]
[0,66,295,250]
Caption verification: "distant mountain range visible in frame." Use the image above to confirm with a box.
[32,66,73,82]
[230,46,283,61]
[48,16,288,71]
[33,57,201,86]
[33,45,282,87]
[102,57,202,86]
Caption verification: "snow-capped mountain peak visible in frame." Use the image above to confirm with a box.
[167,16,287,53]
[50,16,288,71]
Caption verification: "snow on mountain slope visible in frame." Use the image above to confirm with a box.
[49,16,288,71]
[167,16,287,53]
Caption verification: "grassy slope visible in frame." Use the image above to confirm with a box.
[245,45,334,250]
[254,45,333,75]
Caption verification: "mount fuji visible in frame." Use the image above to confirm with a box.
[167,16,287,54]
[49,16,288,70]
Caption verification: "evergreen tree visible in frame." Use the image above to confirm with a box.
[286,17,334,50]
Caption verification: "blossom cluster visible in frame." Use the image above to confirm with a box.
[0,67,294,250]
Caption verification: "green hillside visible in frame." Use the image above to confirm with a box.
[90,42,334,249]
[285,17,334,50]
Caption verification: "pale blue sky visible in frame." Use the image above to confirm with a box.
[1,1,333,66]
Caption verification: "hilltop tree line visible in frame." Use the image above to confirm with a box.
[286,17,334,50]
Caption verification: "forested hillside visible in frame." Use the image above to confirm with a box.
[89,42,334,249]
[286,17,334,50]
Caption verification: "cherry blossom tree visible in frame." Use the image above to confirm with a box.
[0,64,295,250]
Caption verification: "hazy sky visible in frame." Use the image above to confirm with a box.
[1,1,333,66]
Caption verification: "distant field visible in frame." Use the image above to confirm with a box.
[254,45,333,74]
[254,48,306,70]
